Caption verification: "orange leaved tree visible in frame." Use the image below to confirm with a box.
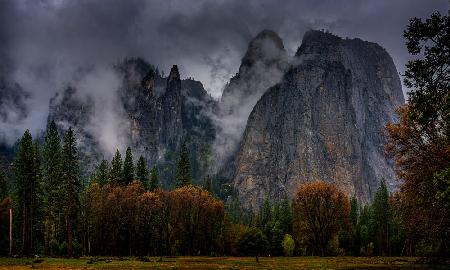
[293,181,350,256]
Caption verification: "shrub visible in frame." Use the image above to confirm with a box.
[282,234,295,256]
[237,227,269,256]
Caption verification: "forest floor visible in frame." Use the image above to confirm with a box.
[0,256,449,269]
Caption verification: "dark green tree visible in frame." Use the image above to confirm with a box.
[175,143,191,187]
[14,130,40,255]
[258,199,272,230]
[203,174,212,193]
[94,159,109,185]
[42,120,62,254]
[122,147,134,185]
[238,227,269,262]
[372,181,390,255]
[435,168,450,208]
[61,128,80,257]
[109,150,123,185]
[270,221,283,256]
[149,166,159,191]
[349,196,358,227]
[279,196,293,234]
[0,170,7,200]
[403,11,450,137]
[135,156,148,189]
[358,204,374,255]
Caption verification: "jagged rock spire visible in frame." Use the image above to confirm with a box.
[240,29,287,72]
[168,65,180,82]
[141,69,155,91]
[167,65,181,93]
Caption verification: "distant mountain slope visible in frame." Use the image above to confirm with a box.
[48,58,216,185]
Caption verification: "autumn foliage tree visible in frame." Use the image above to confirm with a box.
[83,182,224,256]
[385,10,450,255]
[293,181,350,256]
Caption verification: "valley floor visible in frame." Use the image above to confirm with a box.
[0,256,448,270]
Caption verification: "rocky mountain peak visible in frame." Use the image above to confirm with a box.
[141,69,155,91]
[233,30,405,210]
[214,30,289,177]
[240,29,286,72]
[296,30,342,54]
[168,65,180,83]
[167,65,181,94]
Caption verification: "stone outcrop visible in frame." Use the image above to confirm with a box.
[214,30,289,178]
[48,58,216,184]
[233,30,405,210]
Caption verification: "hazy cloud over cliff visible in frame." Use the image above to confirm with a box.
[0,0,448,143]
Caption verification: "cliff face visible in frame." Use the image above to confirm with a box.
[214,30,289,178]
[233,30,404,209]
[48,58,216,184]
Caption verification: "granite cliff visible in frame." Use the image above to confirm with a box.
[233,30,404,209]
[48,58,216,185]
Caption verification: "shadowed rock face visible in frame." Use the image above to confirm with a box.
[214,30,289,178]
[48,59,216,184]
[233,30,404,210]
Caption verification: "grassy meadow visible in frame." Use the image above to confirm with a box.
[0,256,448,270]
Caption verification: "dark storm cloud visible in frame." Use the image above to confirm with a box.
[0,0,448,144]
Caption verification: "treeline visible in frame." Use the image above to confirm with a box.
[0,121,225,257]
[225,181,406,257]
[0,122,406,258]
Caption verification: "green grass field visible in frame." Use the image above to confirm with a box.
[0,256,448,270]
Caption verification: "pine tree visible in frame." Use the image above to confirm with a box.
[259,199,272,229]
[270,221,283,255]
[203,174,212,193]
[149,166,159,191]
[14,130,40,255]
[349,196,360,255]
[350,196,358,227]
[0,170,7,200]
[135,156,148,189]
[109,150,123,185]
[372,180,390,255]
[279,196,293,234]
[61,128,80,257]
[122,147,134,185]
[94,159,109,185]
[175,143,191,188]
[42,120,62,254]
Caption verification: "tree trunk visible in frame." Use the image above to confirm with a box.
[9,208,12,256]
[67,220,73,257]
[44,219,49,255]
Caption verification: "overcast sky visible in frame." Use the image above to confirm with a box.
[0,0,449,141]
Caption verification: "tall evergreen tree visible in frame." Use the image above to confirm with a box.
[14,130,40,255]
[42,120,62,254]
[94,159,109,185]
[175,143,191,188]
[270,221,283,255]
[349,196,358,227]
[372,180,390,255]
[149,166,159,191]
[135,156,148,189]
[61,128,80,257]
[279,196,293,234]
[203,175,212,193]
[109,150,123,185]
[348,196,360,255]
[0,170,7,200]
[122,147,134,185]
